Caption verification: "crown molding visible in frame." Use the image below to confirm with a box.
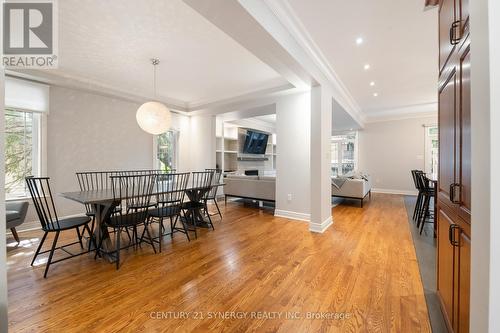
[364,102,438,123]
[261,0,365,126]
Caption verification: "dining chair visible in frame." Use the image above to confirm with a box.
[96,174,157,269]
[121,170,163,212]
[411,170,424,222]
[203,169,223,220]
[416,172,436,235]
[146,172,190,251]
[25,176,93,278]
[181,171,215,238]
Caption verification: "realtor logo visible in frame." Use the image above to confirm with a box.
[2,0,58,68]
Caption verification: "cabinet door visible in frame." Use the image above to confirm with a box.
[458,0,469,35]
[457,230,470,333]
[437,206,455,329]
[439,0,456,72]
[439,68,457,206]
[458,44,471,223]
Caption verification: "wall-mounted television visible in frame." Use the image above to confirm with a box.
[242,130,269,155]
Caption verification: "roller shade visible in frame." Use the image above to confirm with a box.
[5,76,50,113]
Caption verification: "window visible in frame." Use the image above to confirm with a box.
[425,125,439,177]
[331,132,358,177]
[5,109,42,198]
[155,130,179,172]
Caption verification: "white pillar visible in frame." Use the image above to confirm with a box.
[470,0,500,332]
[309,85,333,232]
[0,68,8,331]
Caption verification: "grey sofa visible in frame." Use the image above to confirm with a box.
[6,201,29,243]
[224,174,275,203]
[331,175,372,207]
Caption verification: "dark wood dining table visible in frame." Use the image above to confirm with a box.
[60,183,224,259]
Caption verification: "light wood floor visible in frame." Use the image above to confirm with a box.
[6,194,430,332]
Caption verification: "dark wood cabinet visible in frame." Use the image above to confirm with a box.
[437,0,471,331]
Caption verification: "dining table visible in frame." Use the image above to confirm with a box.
[60,182,224,260]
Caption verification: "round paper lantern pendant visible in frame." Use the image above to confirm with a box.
[136,58,172,135]
[136,101,172,135]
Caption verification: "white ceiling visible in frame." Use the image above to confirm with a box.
[286,0,438,116]
[53,0,286,106]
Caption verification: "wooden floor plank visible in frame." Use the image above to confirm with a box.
[6,193,430,332]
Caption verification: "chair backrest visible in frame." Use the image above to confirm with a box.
[25,177,60,230]
[411,170,421,190]
[76,171,119,214]
[205,169,222,199]
[191,171,214,190]
[156,172,190,207]
[119,169,163,176]
[111,174,157,224]
[415,171,431,191]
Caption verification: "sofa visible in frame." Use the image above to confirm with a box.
[224,174,275,203]
[6,201,29,243]
[331,174,372,207]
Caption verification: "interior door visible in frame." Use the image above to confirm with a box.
[458,45,471,223]
[457,230,470,333]
[439,68,457,205]
[437,206,455,329]
[439,0,456,72]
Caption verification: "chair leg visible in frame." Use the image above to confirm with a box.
[169,217,174,239]
[10,227,20,243]
[43,231,60,278]
[116,227,121,270]
[420,196,431,235]
[144,224,157,254]
[76,227,84,249]
[214,199,222,220]
[158,218,164,253]
[31,231,48,266]
[192,210,198,239]
[206,210,215,231]
[225,195,227,206]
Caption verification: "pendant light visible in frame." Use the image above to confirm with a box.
[136,58,172,135]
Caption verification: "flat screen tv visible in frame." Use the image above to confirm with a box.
[242,130,269,154]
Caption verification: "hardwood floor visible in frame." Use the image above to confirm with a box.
[6,193,430,332]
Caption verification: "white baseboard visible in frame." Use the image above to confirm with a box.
[309,216,333,233]
[371,188,418,196]
[274,209,310,222]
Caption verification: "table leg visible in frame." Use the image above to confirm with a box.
[92,202,114,261]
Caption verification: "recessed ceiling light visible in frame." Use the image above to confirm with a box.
[373,93,379,97]
[364,64,371,70]
[356,37,364,45]
[370,81,375,86]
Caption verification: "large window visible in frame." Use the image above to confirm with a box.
[331,132,357,177]
[5,109,42,198]
[155,130,179,172]
[424,126,439,177]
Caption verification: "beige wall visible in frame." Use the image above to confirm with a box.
[358,115,437,195]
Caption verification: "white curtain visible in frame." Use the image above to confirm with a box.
[5,76,50,113]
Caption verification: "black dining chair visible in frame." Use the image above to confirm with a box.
[203,169,223,220]
[411,170,424,222]
[26,176,93,278]
[181,171,215,239]
[416,172,436,234]
[146,172,190,251]
[96,174,157,269]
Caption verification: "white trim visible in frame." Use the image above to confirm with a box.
[274,209,310,222]
[372,188,418,196]
[364,103,438,123]
[309,216,333,233]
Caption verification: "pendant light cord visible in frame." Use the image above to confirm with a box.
[151,58,160,99]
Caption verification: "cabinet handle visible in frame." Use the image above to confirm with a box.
[449,20,461,45]
[450,183,461,204]
[449,224,461,247]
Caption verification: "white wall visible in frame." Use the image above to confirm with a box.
[358,115,437,195]
[275,92,311,220]
[189,115,216,171]
[1,67,9,333]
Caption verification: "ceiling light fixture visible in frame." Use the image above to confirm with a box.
[136,58,172,135]
[356,37,364,45]
[364,64,371,70]
[370,81,375,86]
[373,93,379,97]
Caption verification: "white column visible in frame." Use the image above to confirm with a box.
[309,85,333,233]
[0,68,8,331]
[470,0,500,332]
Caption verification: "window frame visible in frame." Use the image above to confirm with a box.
[152,129,180,172]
